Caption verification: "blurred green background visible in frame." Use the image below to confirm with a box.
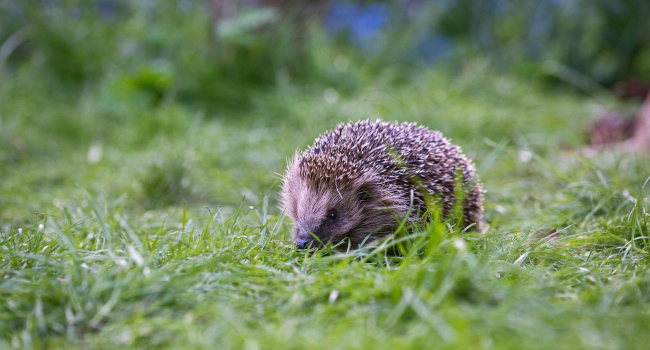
[1,1,650,349]
[1,0,648,220]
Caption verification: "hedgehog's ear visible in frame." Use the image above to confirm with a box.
[357,185,374,202]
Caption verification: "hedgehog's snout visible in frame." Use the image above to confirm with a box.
[295,235,313,249]
[295,225,319,249]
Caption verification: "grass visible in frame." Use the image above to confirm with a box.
[1,46,650,349]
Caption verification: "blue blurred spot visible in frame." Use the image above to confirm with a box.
[325,2,390,50]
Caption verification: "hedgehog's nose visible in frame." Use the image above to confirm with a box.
[295,227,316,249]
[295,236,314,249]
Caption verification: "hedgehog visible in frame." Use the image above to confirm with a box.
[280,119,484,249]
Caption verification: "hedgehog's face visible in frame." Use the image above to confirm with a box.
[281,175,388,249]
[288,182,370,248]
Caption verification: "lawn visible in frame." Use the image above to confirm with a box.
[1,4,650,349]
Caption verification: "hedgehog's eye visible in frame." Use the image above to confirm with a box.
[327,209,337,222]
